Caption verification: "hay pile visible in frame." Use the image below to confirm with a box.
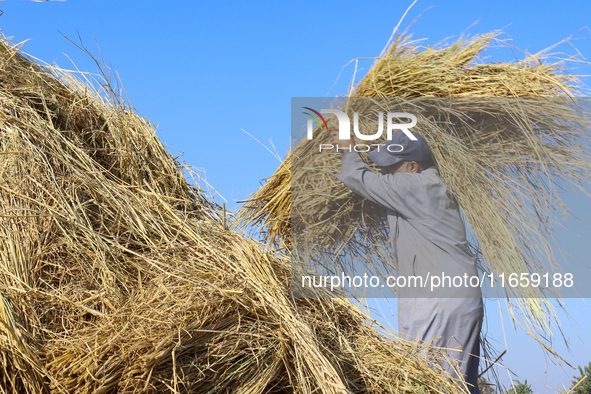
[0,36,466,393]
[240,32,591,349]
[241,154,291,250]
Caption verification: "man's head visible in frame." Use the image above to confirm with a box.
[368,130,433,173]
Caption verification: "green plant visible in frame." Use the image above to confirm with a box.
[571,362,591,394]
[504,380,533,394]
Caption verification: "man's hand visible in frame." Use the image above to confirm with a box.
[329,130,353,152]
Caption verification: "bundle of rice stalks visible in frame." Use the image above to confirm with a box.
[239,31,591,351]
[0,35,465,393]
[354,33,576,97]
[240,154,291,249]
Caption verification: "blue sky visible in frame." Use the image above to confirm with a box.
[2,1,591,392]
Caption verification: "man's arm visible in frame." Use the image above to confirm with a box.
[337,151,423,219]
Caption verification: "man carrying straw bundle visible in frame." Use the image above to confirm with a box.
[330,128,484,393]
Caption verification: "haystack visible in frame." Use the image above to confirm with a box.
[0,36,469,393]
[239,32,591,355]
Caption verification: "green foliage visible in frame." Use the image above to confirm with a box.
[504,380,533,394]
[571,362,591,394]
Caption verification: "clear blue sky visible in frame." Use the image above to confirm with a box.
[2,1,590,392]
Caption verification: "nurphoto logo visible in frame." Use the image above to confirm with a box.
[302,107,417,152]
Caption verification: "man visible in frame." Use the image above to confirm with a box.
[329,129,483,394]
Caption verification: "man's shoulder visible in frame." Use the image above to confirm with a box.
[417,167,454,198]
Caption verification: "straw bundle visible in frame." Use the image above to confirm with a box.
[0,36,466,393]
[241,154,291,249]
[240,32,591,346]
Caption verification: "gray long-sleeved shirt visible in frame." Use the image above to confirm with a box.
[337,151,483,393]
[337,150,482,299]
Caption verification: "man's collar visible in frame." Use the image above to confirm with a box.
[420,166,439,175]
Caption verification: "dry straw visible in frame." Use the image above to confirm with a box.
[0,35,467,393]
[241,153,292,250]
[239,31,591,360]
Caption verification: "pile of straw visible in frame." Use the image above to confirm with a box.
[240,32,591,351]
[0,36,465,393]
[241,154,291,249]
